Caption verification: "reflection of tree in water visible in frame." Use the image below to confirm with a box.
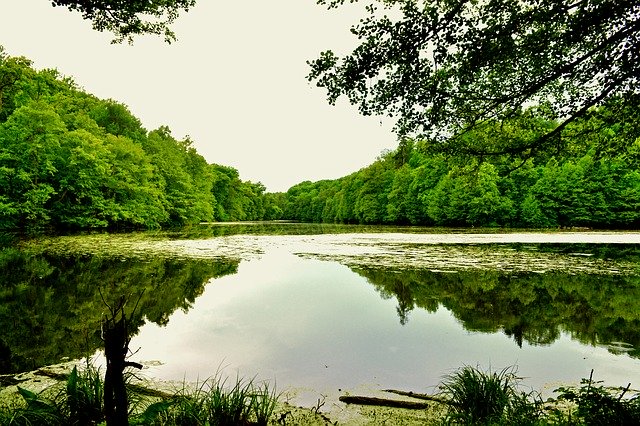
[353,265,640,357]
[0,247,239,374]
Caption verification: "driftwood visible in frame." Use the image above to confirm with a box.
[339,389,457,410]
[383,389,455,406]
[339,395,430,409]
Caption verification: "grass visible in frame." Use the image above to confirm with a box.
[147,374,279,426]
[438,365,544,425]
[2,363,639,425]
[437,365,640,425]
[553,370,640,425]
[0,365,279,426]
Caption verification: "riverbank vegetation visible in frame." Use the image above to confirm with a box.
[0,364,279,425]
[281,102,640,228]
[0,48,281,232]
[3,48,640,231]
[1,363,638,425]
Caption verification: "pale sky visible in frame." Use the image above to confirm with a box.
[0,0,398,192]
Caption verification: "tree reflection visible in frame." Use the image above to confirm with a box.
[0,247,239,374]
[353,261,640,357]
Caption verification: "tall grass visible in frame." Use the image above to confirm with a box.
[0,365,103,426]
[0,365,280,426]
[65,365,104,425]
[132,373,279,425]
[438,365,543,425]
[251,381,278,426]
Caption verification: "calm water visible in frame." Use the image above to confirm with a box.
[3,224,640,406]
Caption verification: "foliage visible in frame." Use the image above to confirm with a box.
[310,0,640,155]
[50,0,196,43]
[280,105,640,229]
[0,364,103,425]
[0,49,275,232]
[65,365,104,425]
[438,365,543,425]
[554,371,640,425]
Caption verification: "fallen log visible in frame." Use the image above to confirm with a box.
[383,389,454,406]
[339,395,430,409]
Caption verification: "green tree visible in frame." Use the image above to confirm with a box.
[310,0,639,154]
[102,133,167,227]
[385,164,414,224]
[49,129,113,228]
[0,49,32,122]
[144,127,212,226]
[0,101,65,228]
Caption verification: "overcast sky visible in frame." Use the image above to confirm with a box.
[0,0,398,192]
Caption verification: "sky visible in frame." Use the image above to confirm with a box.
[0,0,398,192]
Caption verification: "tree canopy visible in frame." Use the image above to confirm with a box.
[309,0,640,155]
[280,104,640,228]
[0,48,278,231]
[50,0,195,43]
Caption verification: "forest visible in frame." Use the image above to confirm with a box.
[281,102,640,228]
[2,48,640,231]
[0,49,282,231]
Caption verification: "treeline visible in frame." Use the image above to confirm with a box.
[281,104,640,228]
[0,49,280,230]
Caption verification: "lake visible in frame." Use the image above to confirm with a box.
[2,223,640,406]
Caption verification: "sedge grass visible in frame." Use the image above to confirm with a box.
[439,365,543,425]
[131,372,279,425]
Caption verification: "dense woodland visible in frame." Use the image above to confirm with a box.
[0,50,281,230]
[2,49,640,231]
[281,103,640,228]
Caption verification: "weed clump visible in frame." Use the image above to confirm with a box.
[553,370,640,425]
[438,365,543,425]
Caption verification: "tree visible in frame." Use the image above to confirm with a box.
[310,0,640,155]
[50,0,196,43]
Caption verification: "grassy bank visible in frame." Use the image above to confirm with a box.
[0,363,638,425]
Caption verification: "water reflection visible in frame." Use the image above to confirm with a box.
[353,265,640,356]
[0,247,239,374]
[3,229,640,404]
[129,248,640,403]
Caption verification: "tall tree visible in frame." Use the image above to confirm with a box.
[310,0,640,155]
